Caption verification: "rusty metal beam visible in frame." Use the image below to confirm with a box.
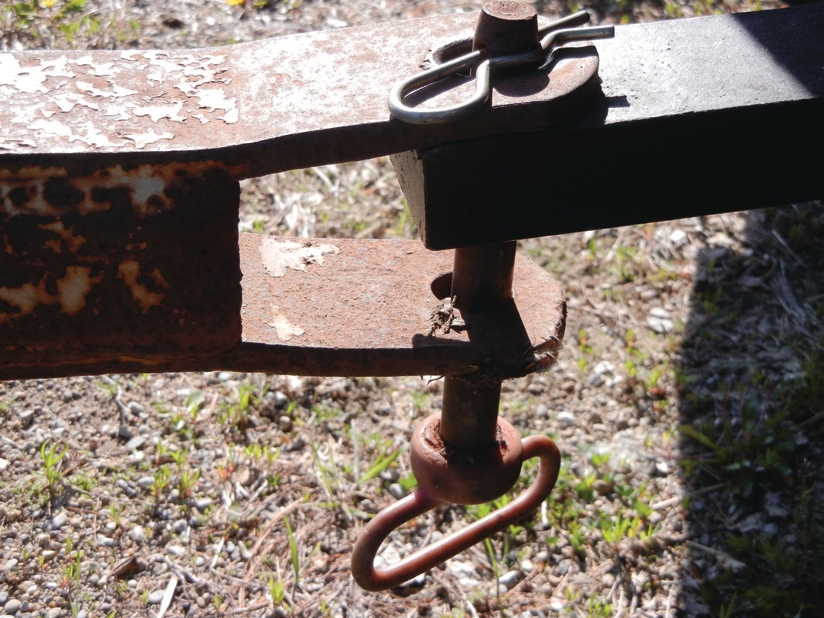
[0,235,564,379]
[0,163,242,376]
[394,4,824,249]
[0,12,598,181]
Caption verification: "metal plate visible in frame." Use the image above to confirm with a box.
[0,234,565,379]
[0,13,599,180]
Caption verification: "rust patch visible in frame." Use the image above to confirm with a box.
[234,235,566,378]
[0,165,242,377]
[0,161,240,218]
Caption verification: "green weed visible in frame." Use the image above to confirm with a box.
[40,442,68,499]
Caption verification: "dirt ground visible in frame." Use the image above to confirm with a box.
[1,1,822,618]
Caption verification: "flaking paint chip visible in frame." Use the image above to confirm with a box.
[259,238,340,278]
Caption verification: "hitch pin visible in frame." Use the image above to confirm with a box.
[388,11,615,125]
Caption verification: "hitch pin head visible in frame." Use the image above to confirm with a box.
[387,13,615,125]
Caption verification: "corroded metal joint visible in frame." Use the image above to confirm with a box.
[473,1,541,71]
[410,414,523,505]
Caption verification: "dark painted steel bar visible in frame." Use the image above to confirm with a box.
[394,3,824,249]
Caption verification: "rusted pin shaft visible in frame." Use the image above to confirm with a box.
[440,241,516,449]
[438,1,530,452]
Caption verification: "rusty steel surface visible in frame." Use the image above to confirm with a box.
[0,12,599,180]
[394,4,824,249]
[439,241,518,448]
[411,414,523,505]
[0,163,241,379]
[230,235,565,377]
[351,432,561,591]
[1,235,564,379]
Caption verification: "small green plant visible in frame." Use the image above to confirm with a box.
[358,445,404,484]
[106,502,122,527]
[186,390,206,418]
[150,465,170,499]
[62,550,83,589]
[285,516,300,583]
[40,442,69,498]
[177,468,200,498]
[268,576,285,606]
[69,472,95,492]
[169,447,188,469]
[587,596,612,618]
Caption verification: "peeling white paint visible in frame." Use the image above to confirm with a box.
[268,306,305,341]
[0,138,36,149]
[1,48,239,152]
[259,239,340,278]
[0,277,49,319]
[75,56,115,77]
[0,265,99,324]
[133,102,185,123]
[53,94,101,113]
[0,55,74,94]
[0,162,227,218]
[117,260,166,313]
[125,129,175,149]
[56,266,98,315]
[39,221,87,255]
[29,118,111,148]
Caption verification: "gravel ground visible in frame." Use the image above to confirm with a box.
[2,1,821,618]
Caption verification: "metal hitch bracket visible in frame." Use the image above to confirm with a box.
[2,0,823,594]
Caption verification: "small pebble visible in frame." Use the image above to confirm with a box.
[388,483,405,500]
[172,519,187,534]
[192,498,212,511]
[556,411,575,428]
[50,512,67,530]
[167,545,185,557]
[125,436,146,452]
[4,599,22,615]
[118,424,133,440]
[15,582,34,595]
[97,536,117,548]
[147,590,165,604]
[497,570,521,591]
[238,541,252,561]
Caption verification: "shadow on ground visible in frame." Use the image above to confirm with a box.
[677,202,824,617]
